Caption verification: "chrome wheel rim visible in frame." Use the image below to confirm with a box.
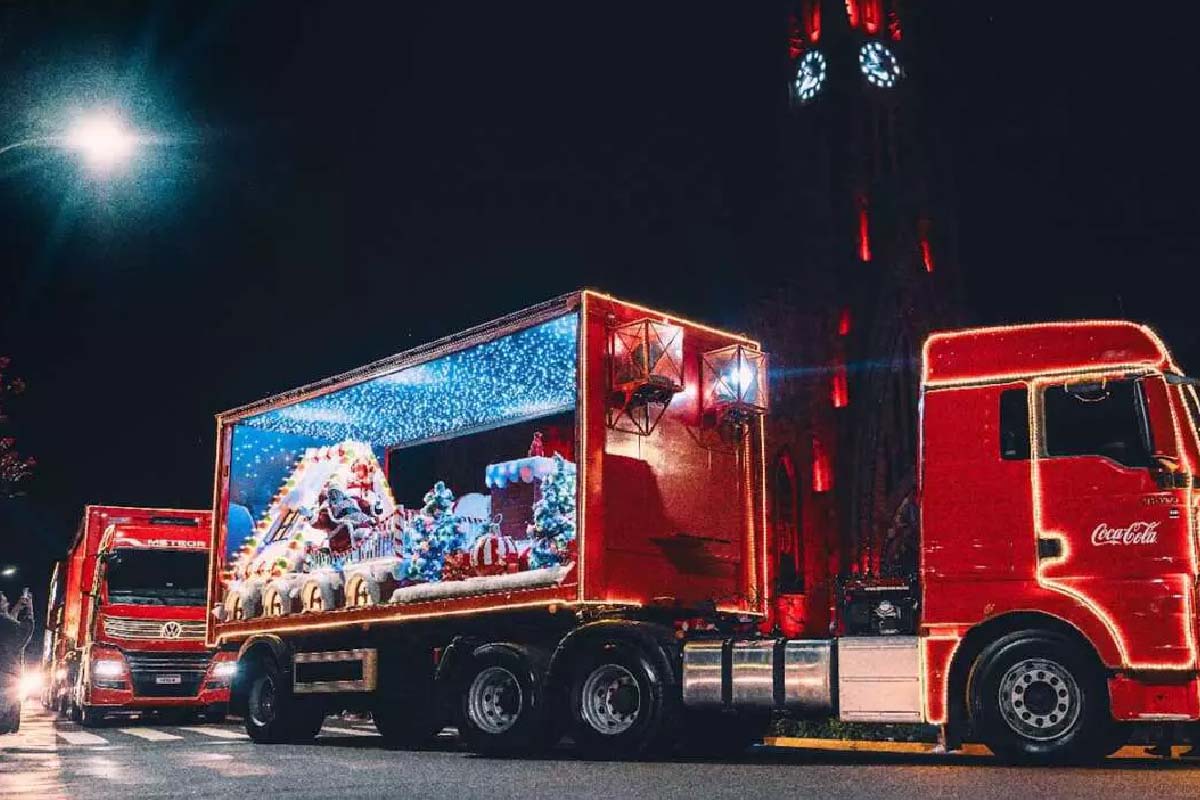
[997,657,1081,741]
[249,675,276,728]
[580,664,640,735]
[467,666,523,735]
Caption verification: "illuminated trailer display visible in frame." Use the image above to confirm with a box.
[208,292,766,640]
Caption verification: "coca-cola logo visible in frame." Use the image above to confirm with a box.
[1090,521,1160,546]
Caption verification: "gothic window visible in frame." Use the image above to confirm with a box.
[772,448,804,593]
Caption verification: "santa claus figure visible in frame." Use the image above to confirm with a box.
[313,484,376,554]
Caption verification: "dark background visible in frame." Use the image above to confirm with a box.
[2,2,1199,599]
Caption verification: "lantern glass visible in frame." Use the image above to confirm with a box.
[611,319,684,393]
[702,344,769,416]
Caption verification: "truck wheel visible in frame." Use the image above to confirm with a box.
[457,648,552,755]
[244,658,324,744]
[679,711,766,757]
[567,641,677,759]
[969,632,1110,765]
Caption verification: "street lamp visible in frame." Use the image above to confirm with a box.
[0,566,16,578]
[63,113,138,171]
[0,111,142,172]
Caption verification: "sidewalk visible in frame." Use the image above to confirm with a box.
[762,736,1189,761]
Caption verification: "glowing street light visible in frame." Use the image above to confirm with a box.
[0,566,16,578]
[0,111,143,173]
[63,113,139,171]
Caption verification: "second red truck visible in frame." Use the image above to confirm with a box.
[44,506,233,725]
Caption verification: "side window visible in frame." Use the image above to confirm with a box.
[999,388,1030,460]
[1041,380,1152,467]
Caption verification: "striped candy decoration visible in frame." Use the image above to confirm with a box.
[470,533,520,576]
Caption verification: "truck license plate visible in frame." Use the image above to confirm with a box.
[155,674,182,685]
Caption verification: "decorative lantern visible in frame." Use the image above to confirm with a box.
[700,344,769,427]
[608,318,684,435]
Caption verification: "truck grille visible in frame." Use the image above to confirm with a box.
[102,616,206,641]
[125,652,211,698]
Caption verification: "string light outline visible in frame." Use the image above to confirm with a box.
[917,322,1200,720]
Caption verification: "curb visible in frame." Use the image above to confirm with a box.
[761,736,1185,761]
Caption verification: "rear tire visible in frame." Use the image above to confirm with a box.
[457,647,553,756]
[244,658,324,743]
[567,640,678,760]
[969,632,1111,765]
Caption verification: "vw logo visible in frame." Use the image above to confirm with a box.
[161,621,183,639]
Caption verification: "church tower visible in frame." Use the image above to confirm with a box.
[758,0,962,636]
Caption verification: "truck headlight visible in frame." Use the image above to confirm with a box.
[211,662,238,679]
[92,659,125,679]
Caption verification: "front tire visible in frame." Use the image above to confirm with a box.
[244,658,324,743]
[969,632,1110,765]
[567,640,678,760]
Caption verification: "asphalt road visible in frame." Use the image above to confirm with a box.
[5,704,1200,800]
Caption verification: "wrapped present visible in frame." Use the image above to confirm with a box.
[471,531,521,576]
[442,551,472,581]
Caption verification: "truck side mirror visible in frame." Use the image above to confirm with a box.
[1151,453,1190,489]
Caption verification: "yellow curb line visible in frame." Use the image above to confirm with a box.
[762,737,1182,761]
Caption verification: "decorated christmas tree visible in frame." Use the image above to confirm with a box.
[402,481,462,582]
[526,453,576,569]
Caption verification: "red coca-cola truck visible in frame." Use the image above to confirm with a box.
[207,292,1200,764]
[46,506,234,726]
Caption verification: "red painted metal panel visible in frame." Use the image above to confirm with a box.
[1109,674,1200,721]
[924,322,1171,386]
[208,291,767,645]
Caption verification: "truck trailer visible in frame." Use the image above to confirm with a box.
[208,291,1200,764]
[46,506,234,726]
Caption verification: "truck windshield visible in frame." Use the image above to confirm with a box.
[104,549,208,606]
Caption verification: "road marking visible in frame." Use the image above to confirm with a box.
[320,725,377,736]
[178,726,247,739]
[118,727,183,742]
[56,730,108,746]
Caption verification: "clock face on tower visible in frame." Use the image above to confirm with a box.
[794,50,827,103]
[859,41,901,88]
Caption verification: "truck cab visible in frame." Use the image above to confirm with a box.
[50,507,234,726]
[916,321,1200,757]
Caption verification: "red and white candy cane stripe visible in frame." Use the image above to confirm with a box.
[471,533,519,569]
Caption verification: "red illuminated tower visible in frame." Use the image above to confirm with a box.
[757,0,962,636]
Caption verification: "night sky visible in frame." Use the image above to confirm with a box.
[2,2,1200,594]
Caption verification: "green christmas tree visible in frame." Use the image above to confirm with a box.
[527,454,576,568]
[402,480,461,582]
